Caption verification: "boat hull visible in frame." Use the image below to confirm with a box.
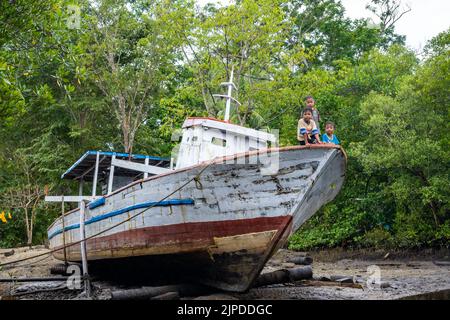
[48,145,346,291]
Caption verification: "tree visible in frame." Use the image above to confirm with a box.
[284,0,405,67]
[289,32,449,250]
[1,151,45,246]
[83,0,178,154]
[366,0,411,33]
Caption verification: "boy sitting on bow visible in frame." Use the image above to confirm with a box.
[297,107,321,145]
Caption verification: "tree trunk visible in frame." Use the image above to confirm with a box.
[23,207,32,246]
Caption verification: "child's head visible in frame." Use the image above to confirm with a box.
[304,95,315,108]
[302,107,313,121]
[325,121,335,135]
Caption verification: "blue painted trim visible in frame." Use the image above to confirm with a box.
[47,198,194,240]
[89,197,105,209]
[61,150,170,179]
[61,151,91,179]
[87,151,170,161]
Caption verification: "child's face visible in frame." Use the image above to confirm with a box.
[325,124,334,135]
[305,98,315,108]
[303,111,312,122]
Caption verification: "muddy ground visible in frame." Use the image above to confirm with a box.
[1,246,449,300]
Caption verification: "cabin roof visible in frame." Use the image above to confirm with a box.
[182,117,277,142]
[61,151,170,180]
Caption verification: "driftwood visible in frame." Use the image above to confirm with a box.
[150,291,179,300]
[110,266,315,299]
[287,256,313,265]
[111,285,178,300]
[49,263,80,276]
[2,250,15,257]
[12,285,68,297]
[319,275,355,283]
[433,260,450,266]
[301,280,363,289]
[253,266,313,288]
[111,283,210,300]
[0,277,69,283]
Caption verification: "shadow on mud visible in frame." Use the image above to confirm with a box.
[399,289,450,300]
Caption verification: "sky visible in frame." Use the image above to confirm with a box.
[197,0,450,52]
[340,0,450,51]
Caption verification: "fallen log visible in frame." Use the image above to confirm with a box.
[335,277,354,284]
[112,285,178,300]
[2,250,15,257]
[50,264,68,275]
[150,291,179,300]
[253,266,313,288]
[194,293,238,300]
[12,285,68,297]
[0,277,69,283]
[287,256,313,265]
[111,284,211,300]
[301,280,363,289]
[319,275,355,283]
[433,260,450,266]
[289,266,313,280]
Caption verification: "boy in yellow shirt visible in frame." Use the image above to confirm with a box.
[297,108,321,145]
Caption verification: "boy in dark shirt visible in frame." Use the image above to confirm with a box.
[304,95,320,133]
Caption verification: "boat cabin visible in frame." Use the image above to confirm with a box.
[175,117,277,169]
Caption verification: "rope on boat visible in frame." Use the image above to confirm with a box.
[0,159,215,269]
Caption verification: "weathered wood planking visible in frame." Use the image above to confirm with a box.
[47,145,346,291]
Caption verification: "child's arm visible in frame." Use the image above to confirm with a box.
[311,121,321,144]
[303,133,310,144]
[315,133,321,143]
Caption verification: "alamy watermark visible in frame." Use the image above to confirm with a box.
[66,5,81,29]
[66,264,82,290]
[366,264,382,290]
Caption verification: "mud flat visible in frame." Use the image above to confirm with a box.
[232,249,450,300]
[1,247,449,300]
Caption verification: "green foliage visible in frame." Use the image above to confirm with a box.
[0,0,448,250]
[290,30,449,250]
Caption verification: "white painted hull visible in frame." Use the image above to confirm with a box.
[47,145,346,291]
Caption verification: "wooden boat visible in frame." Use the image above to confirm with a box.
[46,73,346,292]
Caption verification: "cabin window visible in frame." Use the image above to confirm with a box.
[211,137,226,147]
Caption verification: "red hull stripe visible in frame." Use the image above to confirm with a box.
[57,216,292,253]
